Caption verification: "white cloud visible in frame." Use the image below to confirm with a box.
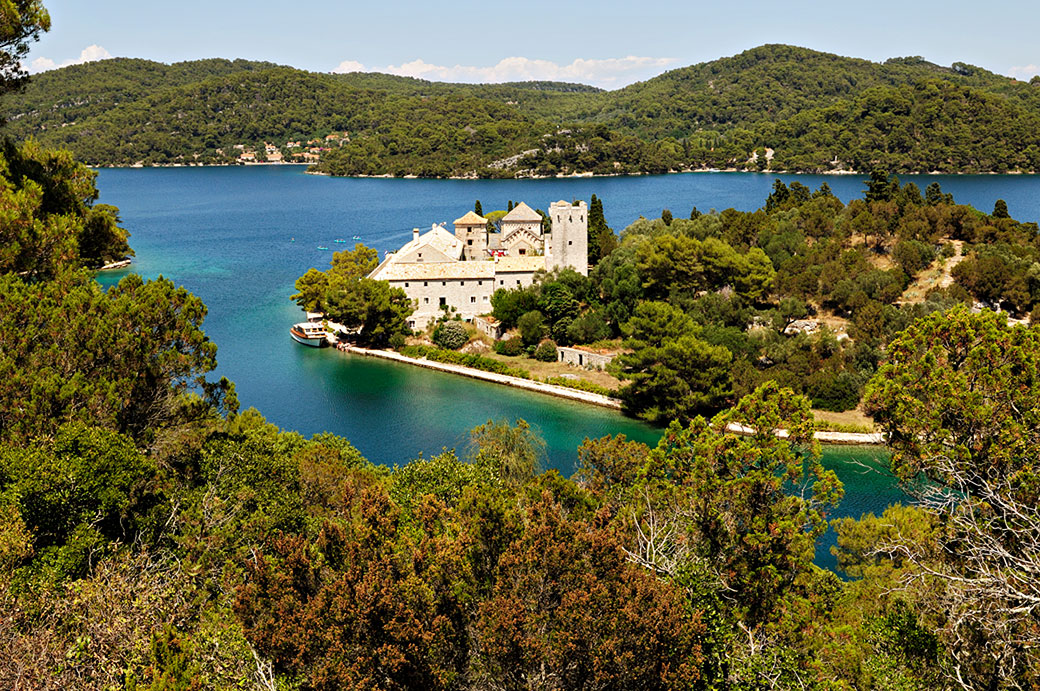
[332,60,366,74]
[332,55,677,89]
[29,44,112,73]
[1008,64,1039,80]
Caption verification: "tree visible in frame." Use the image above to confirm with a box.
[475,490,705,689]
[516,309,545,345]
[291,267,330,312]
[661,208,673,225]
[0,140,132,279]
[614,301,733,423]
[620,383,843,677]
[0,272,235,443]
[467,418,545,484]
[326,277,412,346]
[0,423,160,582]
[992,198,1010,218]
[474,199,482,216]
[0,0,50,100]
[587,193,613,265]
[865,307,1040,689]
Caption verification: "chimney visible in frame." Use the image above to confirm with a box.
[412,227,420,243]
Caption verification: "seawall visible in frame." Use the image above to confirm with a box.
[339,345,623,410]
[336,345,885,445]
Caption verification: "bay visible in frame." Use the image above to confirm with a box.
[93,166,1035,570]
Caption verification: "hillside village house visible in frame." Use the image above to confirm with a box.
[369,200,589,329]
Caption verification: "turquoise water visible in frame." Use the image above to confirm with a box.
[93,166,1038,570]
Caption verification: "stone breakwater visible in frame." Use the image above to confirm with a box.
[336,345,885,446]
[338,345,623,410]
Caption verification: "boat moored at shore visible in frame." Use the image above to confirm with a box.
[290,321,328,347]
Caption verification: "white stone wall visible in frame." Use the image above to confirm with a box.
[395,277,495,330]
[556,346,614,370]
[492,270,539,291]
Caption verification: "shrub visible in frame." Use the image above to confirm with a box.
[432,321,469,350]
[494,337,524,356]
[533,340,558,362]
[388,333,407,350]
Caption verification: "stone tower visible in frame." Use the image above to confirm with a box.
[547,199,588,276]
[453,210,487,260]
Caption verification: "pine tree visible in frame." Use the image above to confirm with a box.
[474,200,483,216]
[993,199,1010,219]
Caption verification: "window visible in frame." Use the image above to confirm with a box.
[518,248,526,255]
[423,281,428,286]
[516,280,521,285]
[442,281,446,286]
[499,280,504,285]
[470,296,476,303]
[439,297,446,307]
[477,280,482,286]
[404,282,409,287]
[568,240,573,245]
[467,239,473,245]
[460,281,465,286]
[483,296,489,302]
[423,297,429,304]
[408,320,415,328]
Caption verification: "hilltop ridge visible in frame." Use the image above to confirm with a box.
[5,45,1040,175]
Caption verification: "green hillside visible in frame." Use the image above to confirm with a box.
[4,45,1040,174]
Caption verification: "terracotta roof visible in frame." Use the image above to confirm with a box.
[501,201,543,223]
[495,255,546,273]
[453,210,486,225]
[374,261,496,281]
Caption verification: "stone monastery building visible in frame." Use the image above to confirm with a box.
[369,200,588,329]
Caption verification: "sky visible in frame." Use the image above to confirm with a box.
[26,0,1040,89]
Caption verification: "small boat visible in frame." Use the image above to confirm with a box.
[352,235,361,240]
[290,321,328,347]
[334,238,347,243]
[317,245,329,250]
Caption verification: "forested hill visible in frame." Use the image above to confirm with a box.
[5,45,1040,175]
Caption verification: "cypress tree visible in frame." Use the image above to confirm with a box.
[587,194,614,265]
[475,200,483,216]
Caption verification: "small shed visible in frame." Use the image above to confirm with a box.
[556,345,615,370]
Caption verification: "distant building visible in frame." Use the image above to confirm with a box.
[369,199,588,329]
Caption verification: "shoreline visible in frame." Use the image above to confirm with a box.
[338,345,885,445]
[88,162,1040,179]
[340,344,623,410]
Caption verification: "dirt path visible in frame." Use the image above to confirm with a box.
[899,240,966,303]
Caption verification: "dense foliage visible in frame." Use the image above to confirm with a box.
[4,11,1040,688]
[6,45,1040,174]
[487,177,1040,423]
